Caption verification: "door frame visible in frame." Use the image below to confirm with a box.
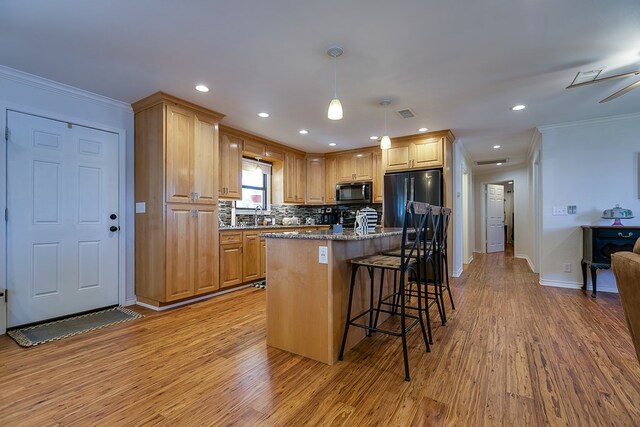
[480,179,514,253]
[0,102,128,318]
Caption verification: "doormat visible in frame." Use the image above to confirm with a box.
[7,306,144,347]
[252,280,266,289]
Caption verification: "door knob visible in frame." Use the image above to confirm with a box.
[109,226,120,232]
[110,213,117,220]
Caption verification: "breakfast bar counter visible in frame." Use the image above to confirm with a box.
[261,228,402,364]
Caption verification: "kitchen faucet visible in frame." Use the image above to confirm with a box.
[254,204,264,226]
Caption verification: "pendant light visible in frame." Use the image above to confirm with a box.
[380,99,391,149]
[327,46,344,120]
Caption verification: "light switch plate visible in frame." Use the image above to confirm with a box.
[318,246,328,264]
[135,202,146,214]
[552,206,567,216]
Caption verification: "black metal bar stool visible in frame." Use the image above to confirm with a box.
[438,207,454,313]
[382,207,445,335]
[338,201,431,381]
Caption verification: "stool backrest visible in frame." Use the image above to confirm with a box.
[438,207,452,252]
[400,201,430,270]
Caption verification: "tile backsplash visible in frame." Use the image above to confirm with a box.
[218,201,382,227]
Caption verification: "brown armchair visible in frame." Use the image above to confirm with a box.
[611,238,640,363]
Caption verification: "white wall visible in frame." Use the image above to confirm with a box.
[473,164,535,270]
[0,66,136,304]
[453,141,475,276]
[538,113,640,292]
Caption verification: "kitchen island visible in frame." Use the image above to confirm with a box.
[261,228,403,364]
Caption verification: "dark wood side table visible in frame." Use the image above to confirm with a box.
[581,225,640,297]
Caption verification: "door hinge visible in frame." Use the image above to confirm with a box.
[4,208,7,222]
[4,126,8,141]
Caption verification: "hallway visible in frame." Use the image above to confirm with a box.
[0,251,638,425]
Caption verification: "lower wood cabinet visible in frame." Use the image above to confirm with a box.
[242,231,261,282]
[219,227,329,288]
[220,232,243,288]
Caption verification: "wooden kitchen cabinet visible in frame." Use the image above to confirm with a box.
[219,132,243,199]
[373,151,384,203]
[160,205,220,302]
[382,131,451,172]
[242,231,261,282]
[325,156,337,204]
[133,92,224,306]
[283,152,306,203]
[306,156,325,205]
[220,231,243,288]
[261,238,267,278]
[335,152,373,182]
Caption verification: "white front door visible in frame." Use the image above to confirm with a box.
[6,111,120,327]
[486,184,505,253]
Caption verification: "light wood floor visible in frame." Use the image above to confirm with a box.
[2,250,640,426]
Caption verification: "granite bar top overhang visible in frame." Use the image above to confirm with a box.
[260,228,404,241]
[219,224,329,231]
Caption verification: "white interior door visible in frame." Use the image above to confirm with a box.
[6,111,119,327]
[486,184,505,253]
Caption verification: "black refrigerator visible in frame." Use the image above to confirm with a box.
[383,169,442,228]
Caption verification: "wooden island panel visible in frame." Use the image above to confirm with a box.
[265,233,401,364]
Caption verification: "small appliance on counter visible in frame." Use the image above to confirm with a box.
[320,207,340,225]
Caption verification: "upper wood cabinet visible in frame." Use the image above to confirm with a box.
[133,92,224,306]
[325,156,337,204]
[283,152,306,204]
[335,152,373,182]
[164,103,218,204]
[219,132,242,199]
[382,132,452,172]
[306,157,325,205]
[373,151,383,203]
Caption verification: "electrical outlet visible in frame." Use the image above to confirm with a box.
[553,206,568,216]
[318,246,328,264]
[563,263,571,273]
[135,202,146,213]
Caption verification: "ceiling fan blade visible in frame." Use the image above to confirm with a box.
[566,70,640,89]
[600,79,640,103]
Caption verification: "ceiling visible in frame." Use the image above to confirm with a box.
[2,0,640,171]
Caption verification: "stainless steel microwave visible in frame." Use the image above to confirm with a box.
[335,182,372,205]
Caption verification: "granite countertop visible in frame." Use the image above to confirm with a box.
[219,224,329,231]
[260,228,404,241]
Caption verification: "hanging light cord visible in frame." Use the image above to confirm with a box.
[384,104,388,135]
[333,55,338,98]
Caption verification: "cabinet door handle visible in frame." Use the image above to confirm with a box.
[618,232,634,238]
[194,192,199,200]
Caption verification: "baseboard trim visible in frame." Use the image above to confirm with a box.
[124,298,137,307]
[135,285,252,312]
[452,266,463,277]
[539,279,618,293]
[466,255,474,264]
[515,254,534,272]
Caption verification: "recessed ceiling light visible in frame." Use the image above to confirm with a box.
[257,112,269,118]
[329,143,337,146]
[299,129,309,135]
[511,104,526,111]
[195,84,209,93]
[493,145,501,149]
[369,136,379,140]
[496,162,503,166]
[508,181,513,184]
[418,127,428,132]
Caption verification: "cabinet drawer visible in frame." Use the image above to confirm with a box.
[220,232,242,244]
[595,228,639,240]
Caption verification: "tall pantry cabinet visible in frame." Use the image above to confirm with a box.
[133,92,225,306]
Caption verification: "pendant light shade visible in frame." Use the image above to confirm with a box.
[327,46,344,120]
[380,99,391,149]
[328,98,343,120]
[380,135,391,149]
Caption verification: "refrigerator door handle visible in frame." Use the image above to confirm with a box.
[403,178,408,206]
[410,177,415,201]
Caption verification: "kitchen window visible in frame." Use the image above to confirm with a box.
[235,158,271,212]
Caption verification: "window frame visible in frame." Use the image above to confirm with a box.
[235,157,272,214]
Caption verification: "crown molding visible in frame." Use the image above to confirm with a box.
[537,111,640,133]
[0,65,132,112]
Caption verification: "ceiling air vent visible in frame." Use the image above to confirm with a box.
[396,108,416,119]
[476,159,507,166]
